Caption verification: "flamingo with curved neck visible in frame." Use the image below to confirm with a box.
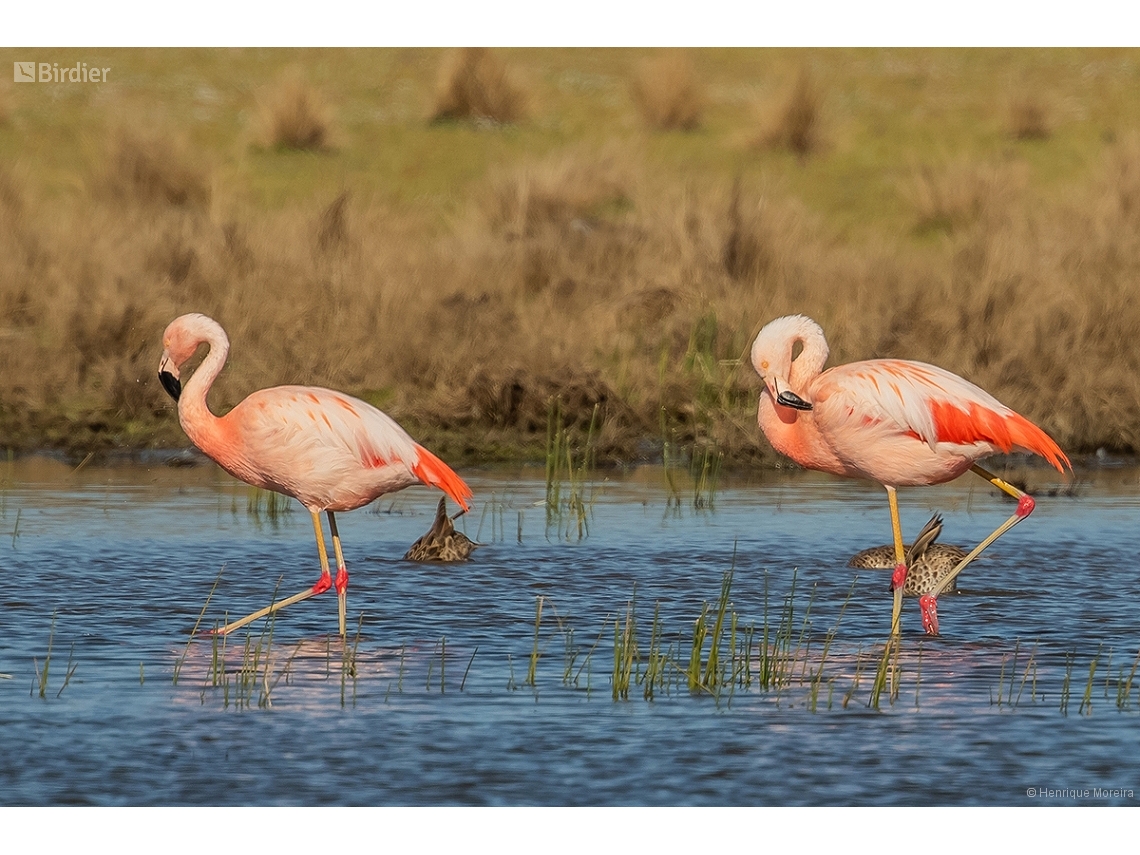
[159,313,473,636]
[751,314,1070,635]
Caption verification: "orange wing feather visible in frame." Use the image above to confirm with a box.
[411,445,473,512]
[817,360,1071,474]
[929,399,1070,472]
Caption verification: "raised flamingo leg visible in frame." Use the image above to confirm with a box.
[920,464,1037,636]
[327,511,349,638]
[207,511,333,636]
[885,485,907,637]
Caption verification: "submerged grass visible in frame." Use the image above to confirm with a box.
[986,642,1140,717]
[544,399,598,540]
[246,487,292,523]
[508,567,1140,717]
[173,564,225,685]
[31,611,78,700]
[519,562,880,710]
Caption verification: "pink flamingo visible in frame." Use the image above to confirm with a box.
[158,313,473,637]
[750,314,1070,635]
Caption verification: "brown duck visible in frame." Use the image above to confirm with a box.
[848,514,967,596]
[404,497,477,562]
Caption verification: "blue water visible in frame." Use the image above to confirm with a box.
[1,455,1138,806]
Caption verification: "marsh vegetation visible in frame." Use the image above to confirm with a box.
[2,49,1139,464]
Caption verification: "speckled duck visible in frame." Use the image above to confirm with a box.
[848,514,967,596]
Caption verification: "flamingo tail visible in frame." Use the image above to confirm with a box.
[411,445,473,511]
[930,400,1071,472]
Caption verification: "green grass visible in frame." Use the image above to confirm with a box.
[246,487,293,523]
[544,399,598,540]
[6,49,1133,225]
[520,563,871,709]
[526,596,544,688]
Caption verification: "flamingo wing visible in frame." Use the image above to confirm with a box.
[813,360,1069,472]
[227,386,472,510]
[232,386,416,468]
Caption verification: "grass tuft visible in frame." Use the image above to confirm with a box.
[315,191,350,254]
[1009,93,1051,140]
[760,67,822,157]
[431,48,527,125]
[631,51,704,131]
[246,486,292,523]
[32,610,78,700]
[257,69,334,151]
[526,596,544,687]
[101,126,211,208]
[903,159,1024,235]
[544,398,598,540]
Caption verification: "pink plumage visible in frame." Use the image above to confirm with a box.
[750,314,1070,635]
[158,312,472,635]
[751,314,1069,487]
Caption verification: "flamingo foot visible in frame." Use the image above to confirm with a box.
[334,567,349,596]
[920,594,939,636]
[311,574,332,595]
[890,562,908,592]
[1016,494,1035,518]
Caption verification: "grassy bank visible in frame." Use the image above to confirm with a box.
[2,48,1139,465]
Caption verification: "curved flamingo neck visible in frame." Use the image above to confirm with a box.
[787,322,829,392]
[755,316,850,476]
[178,322,231,457]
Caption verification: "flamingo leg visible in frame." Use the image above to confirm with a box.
[919,464,1036,635]
[327,511,349,638]
[206,511,333,636]
[886,485,907,637]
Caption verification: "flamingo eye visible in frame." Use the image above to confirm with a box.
[760,360,769,370]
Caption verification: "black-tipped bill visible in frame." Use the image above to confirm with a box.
[159,371,182,402]
[776,389,812,411]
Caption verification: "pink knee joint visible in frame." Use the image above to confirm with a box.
[1016,494,1035,518]
[891,563,907,591]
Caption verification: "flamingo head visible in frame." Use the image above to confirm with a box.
[158,313,228,403]
[750,315,825,412]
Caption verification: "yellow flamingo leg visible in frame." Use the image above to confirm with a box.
[886,485,907,637]
[209,511,333,636]
[328,511,349,638]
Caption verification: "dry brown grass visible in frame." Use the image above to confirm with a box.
[430,48,527,125]
[903,159,1027,234]
[4,137,1140,461]
[257,70,334,151]
[100,127,211,208]
[0,80,11,126]
[759,67,823,157]
[477,149,633,239]
[1009,94,1051,141]
[631,52,704,131]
